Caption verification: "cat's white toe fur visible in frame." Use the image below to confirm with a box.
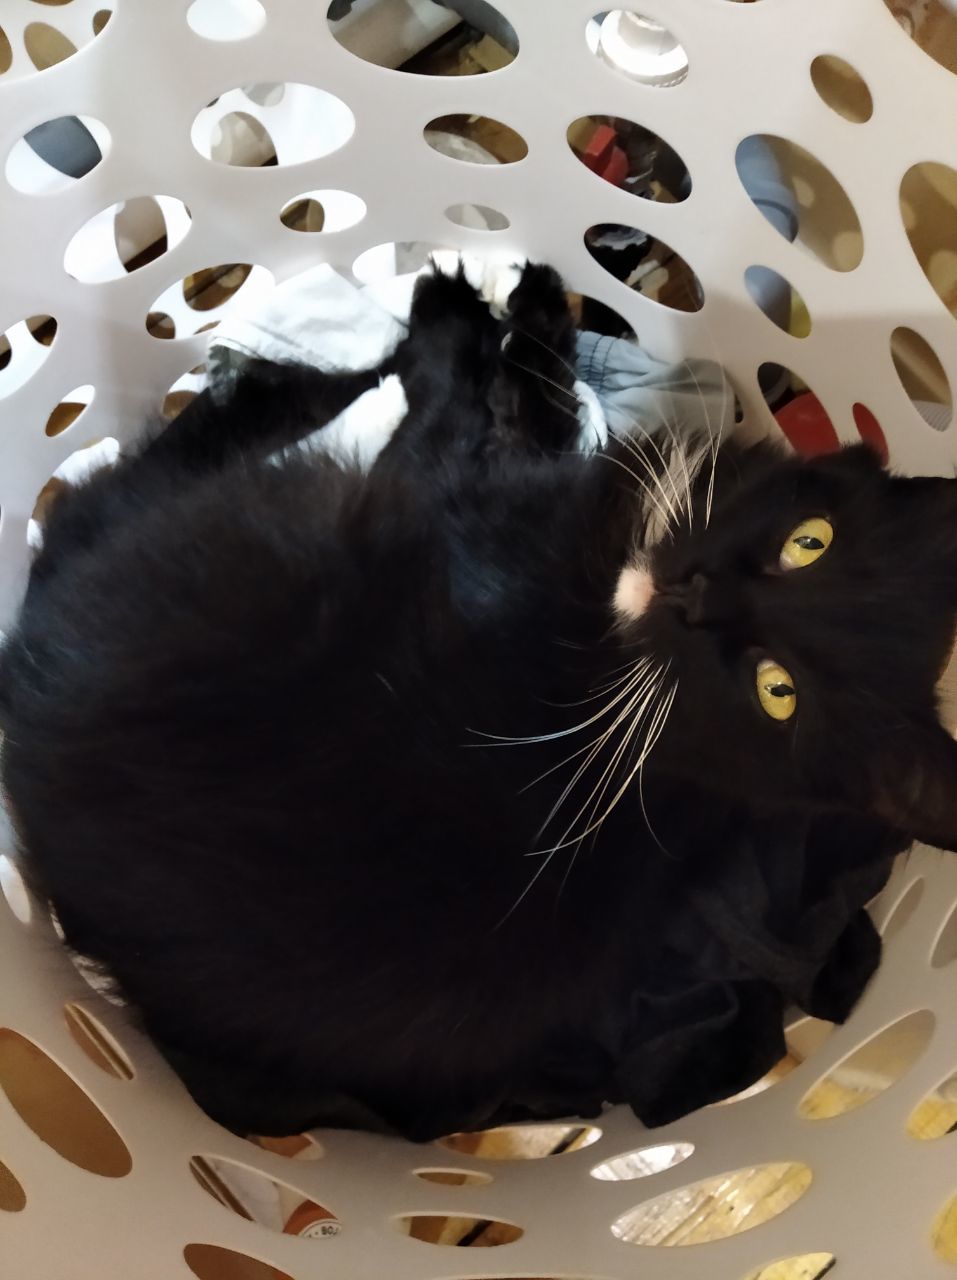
[333,373,409,468]
[429,251,526,318]
[282,373,409,472]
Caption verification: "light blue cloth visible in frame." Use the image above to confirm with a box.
[576,330,735,444]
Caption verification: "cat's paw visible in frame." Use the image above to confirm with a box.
[428,251,526,319]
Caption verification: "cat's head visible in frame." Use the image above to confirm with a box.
[614,438,957,850]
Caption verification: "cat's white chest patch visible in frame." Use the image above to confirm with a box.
[614,563,656,620]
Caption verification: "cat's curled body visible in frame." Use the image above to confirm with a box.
[3,262,957,1141]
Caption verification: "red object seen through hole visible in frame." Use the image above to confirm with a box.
[774,392,888,464]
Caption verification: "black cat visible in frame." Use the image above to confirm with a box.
[1,260,954,1141]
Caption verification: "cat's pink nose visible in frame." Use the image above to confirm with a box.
[614,564,655,620]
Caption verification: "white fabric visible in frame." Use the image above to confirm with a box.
[207,262,406,384]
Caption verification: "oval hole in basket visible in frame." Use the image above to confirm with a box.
[884,0,957,77]
[879,877,925,942]
[187,0,267,41]
[439,1123,601,1160]
[900,161,957,322]
[63,1002,135,1081]
[907,1068,957,1140]
[64,195,190,283]
[766,376,841,455]
[745,265,810,337]
[0,1160,26,1213]
[714,1018,832,1108]
[252,1133,324,1160]
[591,1142,694,1181]
[185,263,253,311]
[0,1029,131,1176]
[280,189,366,233]
[932,901,957,968]
[890,326,952,429]
[162,369,206,421]
[24,22,77,71]
[113,196,175,273]
[206,110,275,167]
[589,11,688,87]
[396,1214,522,1246]
[745,1255,836,1280]
[613,1162,812,1245]
[45,384,94,437]
[93,11,112,36]
[185,1244,297,1280]
[445,203,510,231]
[810,54,873,122]
[146,310,176,340]
[568,114,691,201]
[29,314,58,347]
[414,1167,494,1186]
[192,85,354,166]
[851,403,889,463]
[0,315,58,399]
[245,83,286,107]
[0,26,11,75]
[150,263,272,340]
[798,1009,935,1120]
[785,1015,834,1061]
[425,115,527,164]
[29,438,119,549]
[934,1193,957,1266]
[571,292,637,339]
[327,1,518,72]
[585,224,704,312]
[5,115,109,194]
[0,855,32,925]
[190,1155,339,1237]
[736,135,863,272]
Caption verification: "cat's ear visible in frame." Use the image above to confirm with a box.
[868,721,957,852]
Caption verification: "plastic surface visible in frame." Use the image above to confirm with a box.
[2,3,957,1278]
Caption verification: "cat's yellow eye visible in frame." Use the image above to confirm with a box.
[780,517,833,570]
[756,659,797,722]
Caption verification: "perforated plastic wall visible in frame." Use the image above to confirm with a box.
[3,2,957,1279]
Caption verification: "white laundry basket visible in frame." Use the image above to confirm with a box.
[2,2,957,1278]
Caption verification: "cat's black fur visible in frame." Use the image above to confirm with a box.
[2,262,956,1141]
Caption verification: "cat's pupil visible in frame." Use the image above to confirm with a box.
[768,683,795,698]
[794,535,824,550]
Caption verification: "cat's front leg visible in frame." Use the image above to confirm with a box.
[428,250,525,319]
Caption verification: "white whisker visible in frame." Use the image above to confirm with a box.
[638,756,673,859]
[530,662,662,844]
[625,424,683,518]
[594,679,678,828]
[541,666,669,854]
[612,437,679,529]
[469,657,653,746]
[564,672,664,849]
[596,451,674,534]
[497,664,677,928]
